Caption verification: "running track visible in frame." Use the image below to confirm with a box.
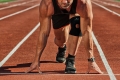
[0,0,120,80]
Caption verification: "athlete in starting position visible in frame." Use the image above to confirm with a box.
[26,0,103,74]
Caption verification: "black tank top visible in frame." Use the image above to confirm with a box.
[52,0,77,29]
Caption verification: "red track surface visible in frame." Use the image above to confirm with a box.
[0,0,120,80]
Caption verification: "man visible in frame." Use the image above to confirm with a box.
[26,0,103,74]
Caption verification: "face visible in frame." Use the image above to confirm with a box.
[57,0,73,9]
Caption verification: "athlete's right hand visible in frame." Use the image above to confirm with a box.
[86,61,104,74]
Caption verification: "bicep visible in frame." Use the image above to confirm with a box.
[39,14,51,37]
[39,1,51,36]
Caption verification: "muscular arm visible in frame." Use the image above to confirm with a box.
[25,0,53,73]
[86,0,93,29]
[34,0,52,62]
[77,0,93,34]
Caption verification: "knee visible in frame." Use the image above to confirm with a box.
[54,38,66,47]
[69,16,82,37]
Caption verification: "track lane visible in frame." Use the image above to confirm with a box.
[0,6,39,61]
[0,0,120,80]
[0,0,27,6]
[0,1,40,17]
[0,2,109,80]
[92,2,120,79]
[116,75,120,80]
[93,0,120,14]
[101,0,120,4]
[0,0,38,10]
[0,1,108,80]
[0,74,110,80]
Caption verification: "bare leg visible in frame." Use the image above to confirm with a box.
[65,15,82,73]
[67,35,82,56]
[54,25,70,48]
[64,35,82,74]
[54,25,70,63]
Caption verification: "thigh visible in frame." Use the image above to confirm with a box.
[54,24,70,43]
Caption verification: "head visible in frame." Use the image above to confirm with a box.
[57,0,73,9]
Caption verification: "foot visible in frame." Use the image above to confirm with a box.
[86,61,104,74]
[65,57,76,74]
[25,62,42,73]
[56,45,66,63]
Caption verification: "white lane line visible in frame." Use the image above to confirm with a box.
[0,4,39,20]
[93,0,120,8]
[92,1,119,79]
[92,32,116,80]
[0,0,36,10]
[0,73,108,75]
[0,73,120,76]
[92,1,120,17]
[0,23,40,67]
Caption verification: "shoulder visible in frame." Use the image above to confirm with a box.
[39,0,54,17]
[76,0,92,18]
[85,0,92,7]
[40,0,52,6]
[40,0,52,9]
[80,0,91,4]
[78,0,92,7]
[83,0,93,18]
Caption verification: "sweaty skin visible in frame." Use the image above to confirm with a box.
[26,0,103,74]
